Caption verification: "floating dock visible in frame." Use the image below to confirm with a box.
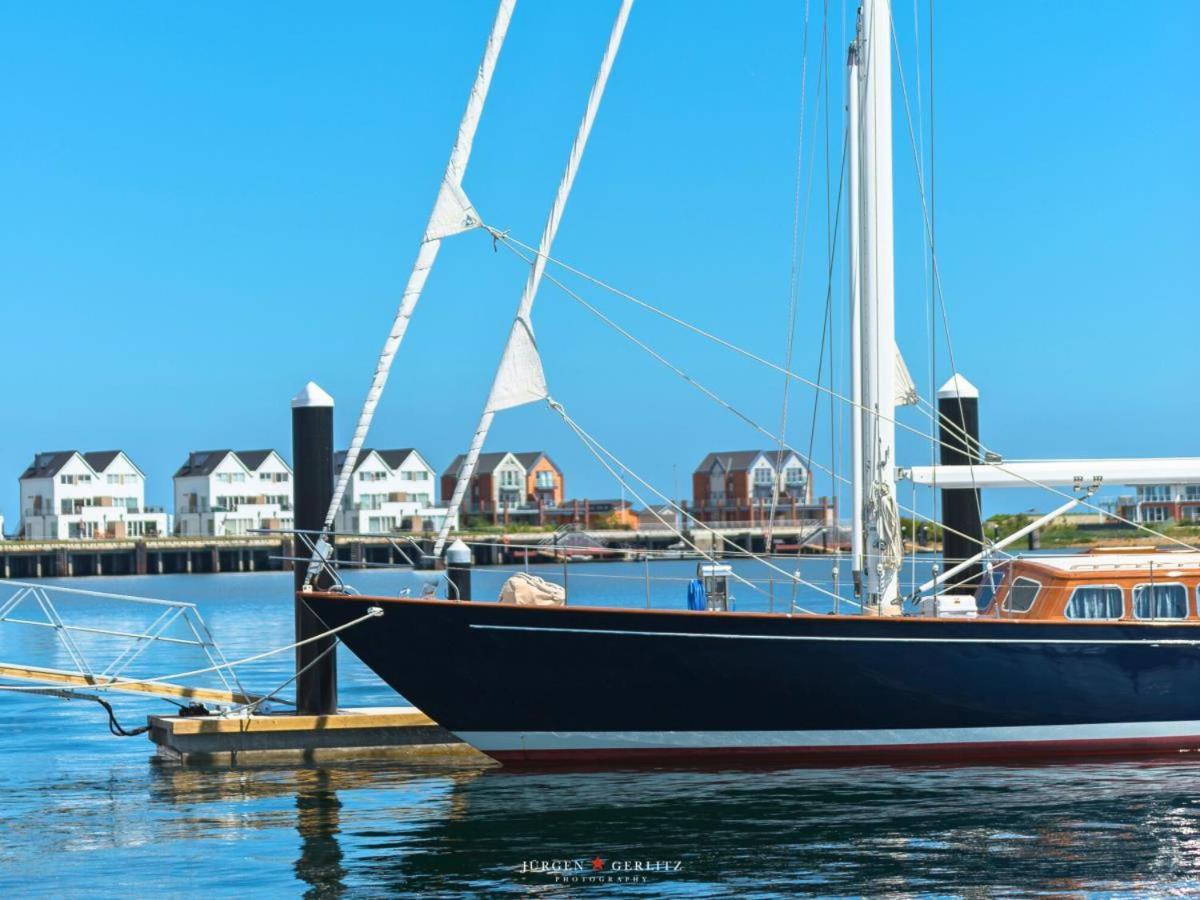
[148,706,490,765]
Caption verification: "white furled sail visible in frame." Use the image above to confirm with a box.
[424,178,481,242]
[488,315,548,413]
[894,342,919,407]
[305,0,515,583]
[434,0,635,558]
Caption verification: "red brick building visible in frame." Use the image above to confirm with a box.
[441,451,564,522]
[692,449,831,525]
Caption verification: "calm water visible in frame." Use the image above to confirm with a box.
[3,560,1200,896]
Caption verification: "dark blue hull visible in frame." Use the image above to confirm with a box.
[306,594,1200,764]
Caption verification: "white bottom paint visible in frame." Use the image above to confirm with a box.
[456,721,1200,754]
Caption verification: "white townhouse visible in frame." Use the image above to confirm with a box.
[174,450,294,537]
[18,450,170,540]
[335,448,456,535]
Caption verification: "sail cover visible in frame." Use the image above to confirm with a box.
[486,315,548,412]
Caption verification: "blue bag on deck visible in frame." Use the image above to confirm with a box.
[687,578,707,611]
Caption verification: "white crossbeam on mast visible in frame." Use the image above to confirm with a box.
[901,458,1200,490]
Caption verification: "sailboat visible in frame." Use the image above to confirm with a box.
[306,0,1200,764]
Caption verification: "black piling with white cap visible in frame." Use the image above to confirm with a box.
[446,539,473,602]
[291,381,338,716]
[937,374,984,594]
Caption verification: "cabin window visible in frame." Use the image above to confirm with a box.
[1002,577,1041,613]
[975,564,1008,610]
[1065,586,1124,620]
[1133,583,1188,620]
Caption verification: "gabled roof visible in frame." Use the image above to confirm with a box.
[694,450,807,475]
[174,449,285,478]
[694,450,766,475]
[515,451,561,472]
[336,448,422,474]
[442,451,520,478]
[175,450,234,478]
[236,449,276,471]
[20,450,136,480]
[21,451,81,480]
[82,450,122,472]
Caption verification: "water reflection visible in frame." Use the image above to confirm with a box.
[295,769,345,898]
[139,760,1200,895]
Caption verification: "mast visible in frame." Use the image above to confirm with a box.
[856,0,901,611]
[847,35,864,597]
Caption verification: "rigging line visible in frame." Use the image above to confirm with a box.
[494,231,1199,555]
[227,639,341,717]
[769,0,815,554]
[802,103,849,498]
[308,0,516,587]
[503,239,1005,562]
[552,398,844,609]
[822,0,840,562]
[928,0,938,536]
[492,235,1192,556]
[916,0,938,544]
[492,231,983,469]
[492,222,1196,556]
[887,10,988,536]
[550,402,792,608]
[549,400,844,611]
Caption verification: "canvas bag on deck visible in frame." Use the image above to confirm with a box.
[499,572,566,606]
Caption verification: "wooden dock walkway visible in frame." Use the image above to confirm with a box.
[0,661,258,705]
[0,523,843,579]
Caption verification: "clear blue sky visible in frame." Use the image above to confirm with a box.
[1,1,1196,529]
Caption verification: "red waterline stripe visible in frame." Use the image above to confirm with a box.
[488,735,1200,767]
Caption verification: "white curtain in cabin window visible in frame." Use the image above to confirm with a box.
[1065,586,1123,620]
[1133,583,1187,620]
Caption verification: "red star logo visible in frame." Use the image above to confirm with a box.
[591,856,605,871]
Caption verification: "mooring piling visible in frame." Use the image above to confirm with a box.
[446,539,473,601]
[937,374,983,592]
[291,381,338,716]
